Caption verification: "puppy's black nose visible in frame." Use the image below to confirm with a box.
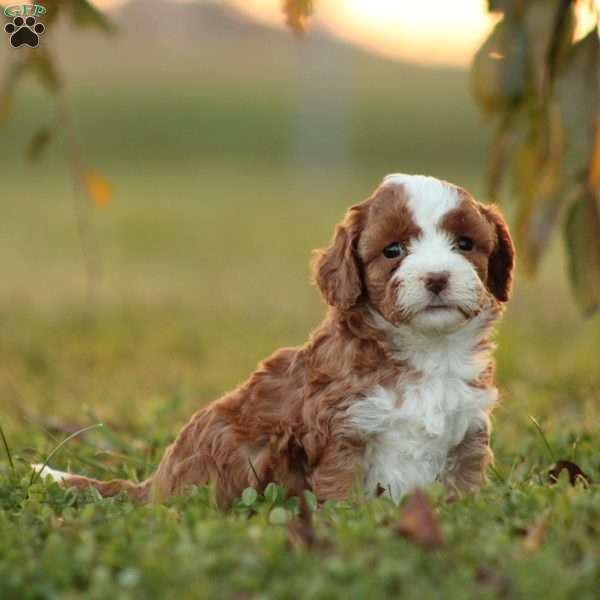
[424,271,449,295]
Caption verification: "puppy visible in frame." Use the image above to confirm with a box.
[35,174,514,505]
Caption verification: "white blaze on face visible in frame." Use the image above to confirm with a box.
[382,174,483,333]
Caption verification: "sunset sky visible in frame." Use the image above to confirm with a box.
[230,0,495,66]
[95,0,599,67]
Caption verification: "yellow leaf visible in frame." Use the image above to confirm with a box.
[82,169,112,207]
[590,112,600,191]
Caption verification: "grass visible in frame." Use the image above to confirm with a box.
[1,15,600,598]
[1,428,599,599]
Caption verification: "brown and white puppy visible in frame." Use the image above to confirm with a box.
[35,174,514,505]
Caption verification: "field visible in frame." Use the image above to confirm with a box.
[1,5,600,598]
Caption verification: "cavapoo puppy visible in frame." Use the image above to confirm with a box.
[36,174,514,505]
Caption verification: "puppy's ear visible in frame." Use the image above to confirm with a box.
[481,205,515,302]
[312,206,363,310]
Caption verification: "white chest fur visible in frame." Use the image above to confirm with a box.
[349,311,497,503]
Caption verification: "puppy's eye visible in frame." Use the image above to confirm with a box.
[382,242,405,259]
[456,236,474,252]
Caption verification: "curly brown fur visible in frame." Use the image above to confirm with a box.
[54,174,514,506]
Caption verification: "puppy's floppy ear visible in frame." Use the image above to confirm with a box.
[481,204,515,302]
[312,206,363,310]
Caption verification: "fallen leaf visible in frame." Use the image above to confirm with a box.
[82,169,113,207]
[395,489,445,550]
[548,459,592,486]
[475,566,512,596]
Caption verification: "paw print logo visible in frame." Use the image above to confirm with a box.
[4,16,45,48]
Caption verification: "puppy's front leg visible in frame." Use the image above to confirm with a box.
[307,439,365,503]
[443,424,493,499]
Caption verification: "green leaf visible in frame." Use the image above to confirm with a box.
[303,490,317,512]
[25,127,55,163]
[241,487,258,507]
[522,0,574,100]
[268,507,288,525]
[555,29,600,179]
[264,482,278,504]
[471,15,528,115]
[564,190,600,316]
[0,49,60,128]
[0,423,15,473]
[513,106,566,275]
[34,0,65,27]
[0,55,29,124]
[485,114,515,202]
[487,0,507,13]
[26,50,61,93]
[0,90,15,125]
[512,132,546,233]
[522,184,567,274]
[486,0,518,14]
[70,0,116,34]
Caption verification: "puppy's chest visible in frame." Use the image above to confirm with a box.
[348,363,496,502]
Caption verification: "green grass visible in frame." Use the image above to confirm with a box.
[1,426,599,599]
[1,20,600,599]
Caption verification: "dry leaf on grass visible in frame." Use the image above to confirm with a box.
[375,483,386,497]
[548,460,592,486]
[475,566,512,596]
[395,489,445,550]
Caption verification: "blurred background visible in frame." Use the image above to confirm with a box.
[0,0,598,462]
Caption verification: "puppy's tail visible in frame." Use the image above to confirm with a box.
[32,464,152,504]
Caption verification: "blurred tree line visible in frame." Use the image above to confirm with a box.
[1,0,599,314]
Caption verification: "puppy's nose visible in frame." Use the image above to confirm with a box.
[424,271,449,295]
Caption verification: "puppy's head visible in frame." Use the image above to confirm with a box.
[313,174,514,334]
